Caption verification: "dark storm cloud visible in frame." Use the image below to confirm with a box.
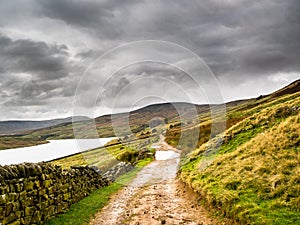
[0,33,69,80]
[0,33,82,109]
[0,0,299,119]
[38,0,112,27]
[36,0,137,39]
[62,0,300,77]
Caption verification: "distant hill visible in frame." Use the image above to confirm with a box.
[269,79,300,98]
[20,103,213,140]
[0,116,89,135]
[254,79,300,101]
[1,78,299,141]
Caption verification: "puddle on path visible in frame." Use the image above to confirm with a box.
[155,150,180,160]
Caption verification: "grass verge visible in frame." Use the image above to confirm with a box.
[44,158,153,225]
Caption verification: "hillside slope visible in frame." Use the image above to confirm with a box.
[178,92,300,224]
[165,79,300,151]
[270,79,300,98]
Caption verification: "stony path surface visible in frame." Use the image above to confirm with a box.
[118,180,221,225]
[90,142,222,225]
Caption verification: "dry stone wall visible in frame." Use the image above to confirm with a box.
[103,162,134,182]
[0,162,109,225]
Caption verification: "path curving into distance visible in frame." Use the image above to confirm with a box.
[90,140,221,225]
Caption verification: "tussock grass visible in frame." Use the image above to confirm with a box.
[179,94,300,225]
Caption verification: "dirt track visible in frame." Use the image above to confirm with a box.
[90,142,222,225]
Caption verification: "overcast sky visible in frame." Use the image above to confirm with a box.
[0,0,299,120]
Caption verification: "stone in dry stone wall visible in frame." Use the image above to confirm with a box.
[0,162,109,225]
[103,162,135,182]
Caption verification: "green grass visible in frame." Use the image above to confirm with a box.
[45,158,152,225]
[52,136,158,170]
[218,127,263,155]
[177,93,300,225]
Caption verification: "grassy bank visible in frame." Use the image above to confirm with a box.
[177,94,300,225]
[45,158,152,225]
[0,136,48,150]
[51,136,157,170]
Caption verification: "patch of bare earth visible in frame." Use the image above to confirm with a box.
[119,179,223,225]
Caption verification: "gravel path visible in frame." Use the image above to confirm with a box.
[90,142,222,225]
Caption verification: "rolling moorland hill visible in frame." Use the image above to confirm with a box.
[0,79,299,150]
[165,79,300,151]
[171,87,300,224]
[4,102,233,141]
[0,98,254,150]
[0,102,212,149]
[0,116,89,135]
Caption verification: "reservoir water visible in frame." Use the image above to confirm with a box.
[0,138,115,165]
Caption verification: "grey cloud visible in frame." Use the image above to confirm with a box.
[0,34,69,80]
[98,61,207,111]
[68,0,300,78]
[38,0,113,27]
[36,0,137,39]
[0,0,299,119]
[3,78,69,107]
[0,34,84,109]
